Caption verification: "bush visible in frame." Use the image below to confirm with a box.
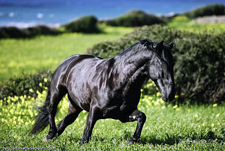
[0,25,61,39]
[0,27,28,39]
[88,25,225,104]
[0,70,52,104]
[64,16,99,33]
[103,10,165,27]
[183,4,225,19]
[25,25,61,36]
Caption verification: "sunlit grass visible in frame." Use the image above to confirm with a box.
[0,26,133,81]
[167,15,225,34]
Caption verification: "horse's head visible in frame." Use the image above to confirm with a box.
[142,40,175,102]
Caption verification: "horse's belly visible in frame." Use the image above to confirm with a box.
[67,87,91,111]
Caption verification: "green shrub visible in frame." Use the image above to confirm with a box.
[25,25,61,36]
[183,4,225,19]
[0,70,52,104]
[88,25,225,104]
[0,27,28,39]
[0,25,61,39]
[64,15,99,33]
[103,10,165,27]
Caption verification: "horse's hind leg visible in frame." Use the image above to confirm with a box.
[44,88,67,141]
[56,95,82,136]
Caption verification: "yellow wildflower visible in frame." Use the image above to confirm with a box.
[39,83,43,87]
[156,92,161,97]
[173,105,178,109]
[29,88,34,93]
[44,78,48,83]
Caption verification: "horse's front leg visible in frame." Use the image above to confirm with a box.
[120,109,146,144]
[80,106,100,144]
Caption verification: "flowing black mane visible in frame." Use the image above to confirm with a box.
[117,39,174,68]
[118,40,152,56]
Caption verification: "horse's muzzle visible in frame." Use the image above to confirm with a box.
[163,85,175,102]
[155,79,175,102]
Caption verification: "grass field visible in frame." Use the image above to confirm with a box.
[0,26,133,81]
[0,89,224,150]
[167,15,225,34]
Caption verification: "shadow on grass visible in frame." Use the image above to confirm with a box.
[53,129,225,146]
[139,135,179,145]
[139,130,225,146]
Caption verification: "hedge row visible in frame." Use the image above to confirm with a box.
[0,25,61,39]
[0,70,52,104]
[0,16,100,39]
[102,10,165,27]
[88,25,225,104]
[63,15,100,33]
[183,4,225,19]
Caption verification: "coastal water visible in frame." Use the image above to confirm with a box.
[0,0,224,28]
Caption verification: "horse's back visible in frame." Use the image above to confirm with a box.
[50,55,99,91]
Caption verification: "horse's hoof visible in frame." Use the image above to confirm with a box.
[127,139,137,144]
[79,140,86,145]
[79,141,83,145]
[43,137,48,142]
[79,139,88,145]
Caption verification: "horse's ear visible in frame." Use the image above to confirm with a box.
[140,39,147,44]
[140,39,148,47]
[156,41,164,53]
[169,40,175,50]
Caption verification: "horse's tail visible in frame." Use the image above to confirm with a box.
[30,89,51,134]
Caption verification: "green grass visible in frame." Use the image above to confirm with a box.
[0,26,133,81]
[167,15,225,34]
[0,90,224,150]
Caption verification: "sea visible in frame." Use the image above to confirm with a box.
[0,0,225,28]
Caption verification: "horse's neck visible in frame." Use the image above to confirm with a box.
[113,49,153,87]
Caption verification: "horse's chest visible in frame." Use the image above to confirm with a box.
[101,89,140,118]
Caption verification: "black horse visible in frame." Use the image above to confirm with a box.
[31,39,175,144]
